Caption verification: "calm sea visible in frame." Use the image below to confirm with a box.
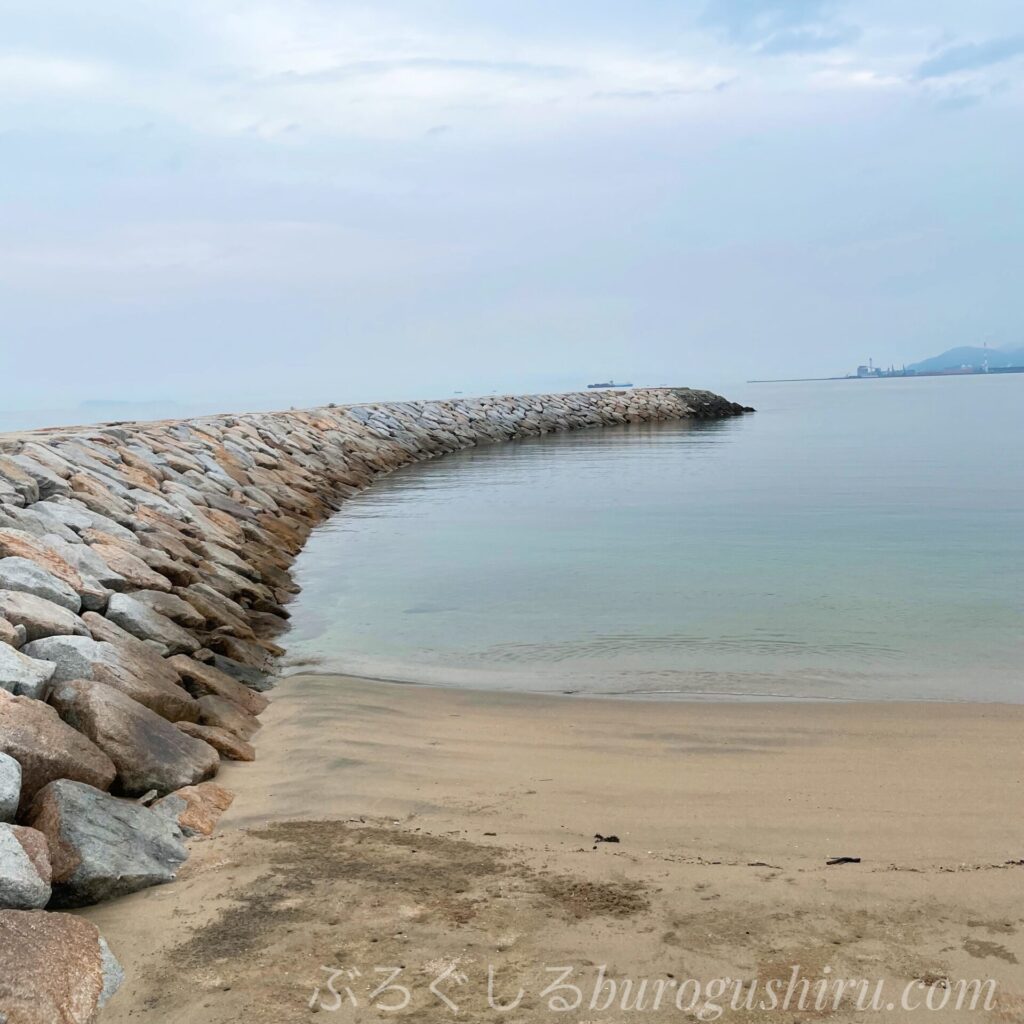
[285,375,1024,702]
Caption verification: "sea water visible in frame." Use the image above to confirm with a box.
[283,375,1024,702]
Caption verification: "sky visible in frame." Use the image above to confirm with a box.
[2,0,1023,414]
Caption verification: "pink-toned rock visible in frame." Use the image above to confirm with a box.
[151,781,234,837]
[80,529,198,587]
[0,909,123,1022]
[0,690,116,816]
[0,529,107,611]
[0,617,25,649]
[86,542,172,592]
[0,528,85,592]
[168,654,269,716]
[175,722,254,761]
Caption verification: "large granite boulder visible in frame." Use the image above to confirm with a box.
[206,633,280,670]
[28,779,188,907]
[105,592,201,655]
[0,909,123,1022]
[21,634,198,723]
[0,642,57,700]
[0,530,107,611]
[0,752,20,822]
[126,589,205,629]
[0,555,82,613]
[0,690,117,816]
[35,499,136,543]
[168,654,269,716]
[196,693,260,740]
[0,823,51,908]
[85,541,173,592]
[204,651,275,692]
[1,502,80,543]
[0,456,41,504]
[80,529,197,588]
[48,680,218,796]
[41,534,126,592]
[0,589,89,642]
[4,454,70,498]
[175,721,255,761]
[151,781,234,837]
[174,582,254,638]
[82,610,188,689]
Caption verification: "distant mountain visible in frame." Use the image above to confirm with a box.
[907,346,1024,373]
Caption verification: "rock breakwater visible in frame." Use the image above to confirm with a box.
[0,386,749,1020]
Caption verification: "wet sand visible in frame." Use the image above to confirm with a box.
[84,676,1024,1022]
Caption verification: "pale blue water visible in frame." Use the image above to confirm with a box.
[284,375,1024,702]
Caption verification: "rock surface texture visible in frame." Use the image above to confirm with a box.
[27,779,188,907]
[0,909,124,1022]
[0,822,52,908]
[0,388,749,1006]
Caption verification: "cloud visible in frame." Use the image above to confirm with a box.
[277,57,580,83]
[701,0,858,54]
[914,34,1024,80]
[757,24,860,55]
[0,53,107,93]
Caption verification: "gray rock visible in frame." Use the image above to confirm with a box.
[126,589,205,629]
[81,612,182,690]
[98,936,124,1008]
[27,779,187,907]
[0,590,88,642]
[206,652,275,692]
[33,499,136,544]
[0,457,40,505]
[48,680,218,796]
[0,476,26,507]
[0,643,56,700]
[0,824,51,909]
[0,503,80,543]
[0,753,20,822]
[20,635,123,685]
[0,556,82,613]
[20,635,197,723]
[5,455,70,499]
[105,592,200,655]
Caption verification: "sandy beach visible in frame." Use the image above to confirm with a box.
[83,675,1024,1022]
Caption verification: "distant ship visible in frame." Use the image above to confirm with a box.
[586,381,633,389]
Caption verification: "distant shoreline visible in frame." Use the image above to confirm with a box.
[749,366,1024,383]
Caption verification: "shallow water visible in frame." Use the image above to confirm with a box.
[284,375,1024,701]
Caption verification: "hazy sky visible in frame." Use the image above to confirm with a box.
[2,0,1023,411]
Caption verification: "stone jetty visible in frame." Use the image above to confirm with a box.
[0,386,749,1020]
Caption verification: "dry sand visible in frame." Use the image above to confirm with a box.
[83,676,1024,1022]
